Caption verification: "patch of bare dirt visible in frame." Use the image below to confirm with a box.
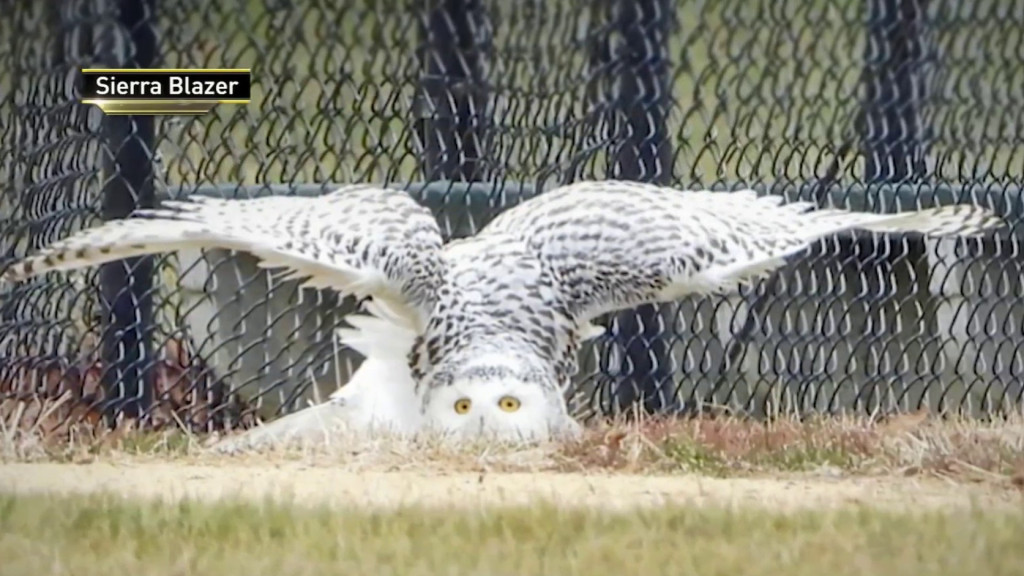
[0,461,1018,512]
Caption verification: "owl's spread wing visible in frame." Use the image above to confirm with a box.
[481,180,1005,324]
[3,184,445,328]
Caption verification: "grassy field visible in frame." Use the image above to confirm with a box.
[2,413,1024,574]
[1,491,1023,576]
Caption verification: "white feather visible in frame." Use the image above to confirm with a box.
[2,185,445,331]
[481,181,1006,323]
[211,302,420,453]
[8,179,1007,448]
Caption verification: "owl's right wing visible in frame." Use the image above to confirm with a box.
[2,184,445,330]
[481,180,1006,326]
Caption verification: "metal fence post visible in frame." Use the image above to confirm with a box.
[97,0,157,422]
[598,0,677,414]
[415,0,492,184]
[862,0,929,181]
[858,0,933,410]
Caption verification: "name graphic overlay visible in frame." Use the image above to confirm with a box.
[80,69,251,115]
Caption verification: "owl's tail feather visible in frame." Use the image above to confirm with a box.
[335,299,419,363]
[211,303,420,454]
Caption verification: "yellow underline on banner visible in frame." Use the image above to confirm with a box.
[81,100,252,104]
[81,68,251,73]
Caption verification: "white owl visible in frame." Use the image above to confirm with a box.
[2,181,1005,446]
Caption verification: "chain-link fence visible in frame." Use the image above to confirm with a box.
[1,0,1022,438]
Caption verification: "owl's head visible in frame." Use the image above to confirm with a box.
[420,352,580,443]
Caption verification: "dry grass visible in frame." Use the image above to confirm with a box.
[3,405,1023,575]
[1,491,1023,576]
[560,411,1024,485]
[4,399,1023,491]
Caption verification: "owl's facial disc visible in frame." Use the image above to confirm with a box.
[451,394,522,416]
[423,375,577,443]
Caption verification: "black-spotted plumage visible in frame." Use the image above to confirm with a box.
[482,181,1006,324]
[2,180,1007,441]
[4,185,446,329]
[409,232,581,399]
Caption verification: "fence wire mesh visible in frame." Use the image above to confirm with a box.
[1,0,1022,439]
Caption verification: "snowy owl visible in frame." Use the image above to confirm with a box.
[2,181,1006,444]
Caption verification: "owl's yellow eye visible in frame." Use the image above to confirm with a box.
[454,398,472,414]
[497,396,521,412]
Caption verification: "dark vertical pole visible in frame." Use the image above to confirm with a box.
[599,0,677,414]
[858,0,931,411]
[98,0,157,422]
[415,0,492,185]
[861,0,928,181]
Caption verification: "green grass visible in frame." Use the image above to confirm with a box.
[1,492,1022,576]
[658,434,867,476]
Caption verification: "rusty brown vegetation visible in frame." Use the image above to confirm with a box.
[4,388,1022,494]
[558,411,1024,487]
[0,336,257,451]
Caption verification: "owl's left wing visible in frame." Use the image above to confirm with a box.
[2,184,446,329]
[480,180,1006,325]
